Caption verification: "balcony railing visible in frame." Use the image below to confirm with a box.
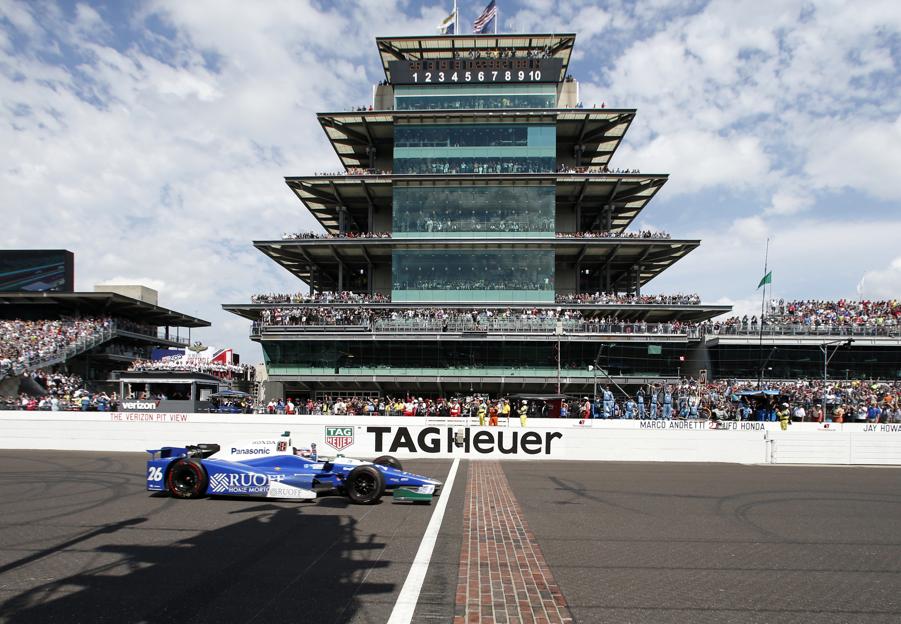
[702,323,901,338]
[253,319,696,336]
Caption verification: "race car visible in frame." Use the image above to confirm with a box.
[145,434,440,505]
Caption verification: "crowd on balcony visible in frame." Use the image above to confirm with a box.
[277,228,672,240]
[281,231,391,240]
[251,291,391,304]
[556,165,640,174]
[256,306,696,334]
[249,290,705,308]
[128,357,250,376]
[312,168,390,176]
[702,299,900,335]
[0,318,113,376]
[555,292,702,305]
[769,299,899,327]
[556,230,671,240]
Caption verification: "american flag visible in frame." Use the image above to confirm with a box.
[473,0,496,33]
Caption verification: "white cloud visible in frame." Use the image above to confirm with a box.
[803,115,901,200]
[858,257,901,300]
[616,130,769,194]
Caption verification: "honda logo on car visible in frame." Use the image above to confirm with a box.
[325,426,354,451]
[368,426,562,455]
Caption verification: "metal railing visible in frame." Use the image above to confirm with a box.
[702,323,901,338]
[19,325,116,372]
[253,320,695,336]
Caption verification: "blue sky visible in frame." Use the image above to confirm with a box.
[2,0,900,361]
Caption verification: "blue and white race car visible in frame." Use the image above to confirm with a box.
[146,434,440,504]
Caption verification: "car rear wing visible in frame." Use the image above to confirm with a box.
[146,444,220,460]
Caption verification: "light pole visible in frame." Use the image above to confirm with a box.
[589,345,605,403]
[820,339,852,420]
[588,364,598,401]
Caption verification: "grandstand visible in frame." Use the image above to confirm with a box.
[0,290,209,390]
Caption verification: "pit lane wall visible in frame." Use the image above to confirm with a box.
[1,413,901,464]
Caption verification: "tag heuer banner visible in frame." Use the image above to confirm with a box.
[324,426,354,451]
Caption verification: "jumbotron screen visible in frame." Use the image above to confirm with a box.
[0,250,74,292]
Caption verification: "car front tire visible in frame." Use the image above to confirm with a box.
[346,465,385,504]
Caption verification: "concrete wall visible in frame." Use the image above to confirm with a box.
[554,262,577,294]
[372,204,391,231]
[372,264,392,295]
[2,413,899,465]
[557,80,578,108]
[94,284,159,305]
[373,84,394,110]
[555,203,576,231]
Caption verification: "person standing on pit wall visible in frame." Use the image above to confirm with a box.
[650,385,658,420]
[488,401,499,426]
[592,395,603,419]
[519,399,528,427]
[738,399,752,422]
[501,398,511,423]
[624,396,636,420]
[603,386,615,419]
[662,386,673,420]
[477,401,487,426]
[833,404,845,423]
[582,397,592,420]
[778,402,791,431]
[637,387,646,419]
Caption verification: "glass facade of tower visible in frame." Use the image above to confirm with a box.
[394,83,557,110]
[391,83,557,301]
[393,124,556,174]
[391,140,556,300]
[392,185,555,238]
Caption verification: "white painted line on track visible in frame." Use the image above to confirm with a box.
[387,457,461,624]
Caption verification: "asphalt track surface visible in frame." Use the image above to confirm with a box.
[0,452,898,623]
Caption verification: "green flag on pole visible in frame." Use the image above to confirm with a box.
[757,271,772,289]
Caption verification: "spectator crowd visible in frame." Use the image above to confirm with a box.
[129,357,252,378]
[1,369,117,412]
[257,306,695,335]
[1,318,113,376]
[556,230,670,239]
[257,378,900,425]
[282,231,391,240]
[555,292,701,305]
[250,290,702,307]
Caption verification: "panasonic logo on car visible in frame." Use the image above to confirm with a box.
[230,447,271,455]
[122,401,158,410]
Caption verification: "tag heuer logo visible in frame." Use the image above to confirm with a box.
[324,426,354,451]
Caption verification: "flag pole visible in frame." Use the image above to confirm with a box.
[454,0,458,36]
[757,237,770,388]
[495,3,499,34]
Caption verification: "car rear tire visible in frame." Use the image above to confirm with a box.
[346,465,385,504]
[372,455,403,471]
[166,459,207,499]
